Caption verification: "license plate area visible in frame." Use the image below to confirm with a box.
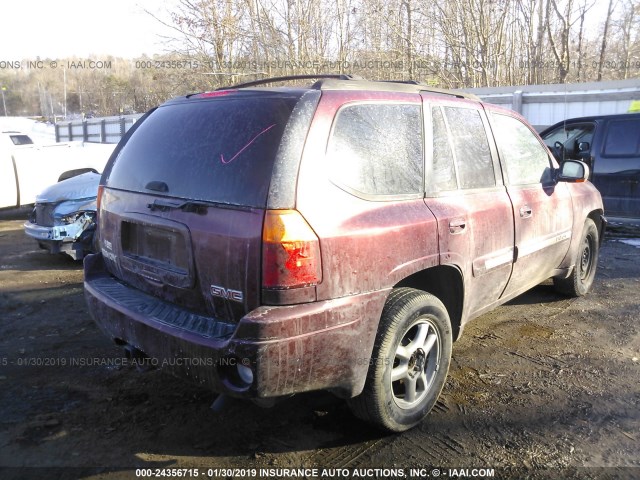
[120,220,194,288]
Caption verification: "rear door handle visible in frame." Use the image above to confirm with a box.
[449,218,466,234]
[519,206,532,218]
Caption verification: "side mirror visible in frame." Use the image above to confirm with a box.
[557,160,589,183]
[577,141,590,153]
[551,141,565,162]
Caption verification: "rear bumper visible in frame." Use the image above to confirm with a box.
[84,253,385,399]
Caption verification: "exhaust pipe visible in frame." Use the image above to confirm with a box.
[210,394,230,412]
[123,344,155,372]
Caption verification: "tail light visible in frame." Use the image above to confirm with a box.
[96,185,105,212]
[95,185,105,247]
[262,210,322,290]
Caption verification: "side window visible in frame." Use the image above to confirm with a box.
[327,103,423,197]
[431,107,458,191]
[540,123,595,158]
[443,107,495,189]
[491,113,552,186]
[603,119,640,157]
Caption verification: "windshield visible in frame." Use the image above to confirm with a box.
[106,95,299,207]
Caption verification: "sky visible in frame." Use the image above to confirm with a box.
[0,0,177,59]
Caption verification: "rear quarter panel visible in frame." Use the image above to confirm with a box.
[296,91,439,388]
[293,90,441,372]
[294,90,441,301]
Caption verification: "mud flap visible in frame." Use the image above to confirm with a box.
[599,214,608,246]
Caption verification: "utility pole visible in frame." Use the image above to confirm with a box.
[63,67,67,119]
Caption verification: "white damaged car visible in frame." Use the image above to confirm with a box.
[1,130,114,209]
[24,172,100,260]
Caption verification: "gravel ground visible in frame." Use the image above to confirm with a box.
[0,216,638,480]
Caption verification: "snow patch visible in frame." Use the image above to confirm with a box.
[618,239,640,248]
[0,117,56,144]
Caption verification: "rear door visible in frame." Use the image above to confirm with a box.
[99,93,301,322]
[488,109,573,296]
[422,96,515,319]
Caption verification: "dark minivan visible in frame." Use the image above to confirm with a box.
[541,113,640,224]
[85,75,605,432]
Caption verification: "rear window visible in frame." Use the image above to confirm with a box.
[10,134,33,145]
[327,103,423,197]
[106,95,299,207]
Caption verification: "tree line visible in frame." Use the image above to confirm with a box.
[1,0,638,119]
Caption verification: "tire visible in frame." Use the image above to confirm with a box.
[554,218,599,297]
[348,287,452,432]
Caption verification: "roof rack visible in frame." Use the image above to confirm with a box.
[380,80,422,85]
[220,74,362,90]
[216,74,479,101]
[375,80,479,100]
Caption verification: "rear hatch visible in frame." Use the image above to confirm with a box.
[99,91,302,322]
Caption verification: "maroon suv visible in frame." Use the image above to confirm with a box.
[84,75,606,432]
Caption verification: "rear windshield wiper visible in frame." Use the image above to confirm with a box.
[147,199,251,213]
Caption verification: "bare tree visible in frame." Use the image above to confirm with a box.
[597,0,617,80]
[613,0,640,79]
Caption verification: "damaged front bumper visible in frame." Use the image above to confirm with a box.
[84,253,386,400]
[24,211,95,260]
[24,211,94,242]
[24,171,100,261]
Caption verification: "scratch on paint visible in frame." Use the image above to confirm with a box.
[220,124,277,165]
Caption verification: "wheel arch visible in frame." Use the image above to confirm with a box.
[587,208,606,246]
[393,265,464,341]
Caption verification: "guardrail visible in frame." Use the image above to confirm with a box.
[55,114,143,143]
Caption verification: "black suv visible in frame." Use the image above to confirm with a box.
[85,75,605,432]
[541,113,640,224]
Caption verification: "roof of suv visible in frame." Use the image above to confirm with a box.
[543,112,640,127]
[165,75,481,105]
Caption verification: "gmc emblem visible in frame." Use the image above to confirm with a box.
[210,285,244,303]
